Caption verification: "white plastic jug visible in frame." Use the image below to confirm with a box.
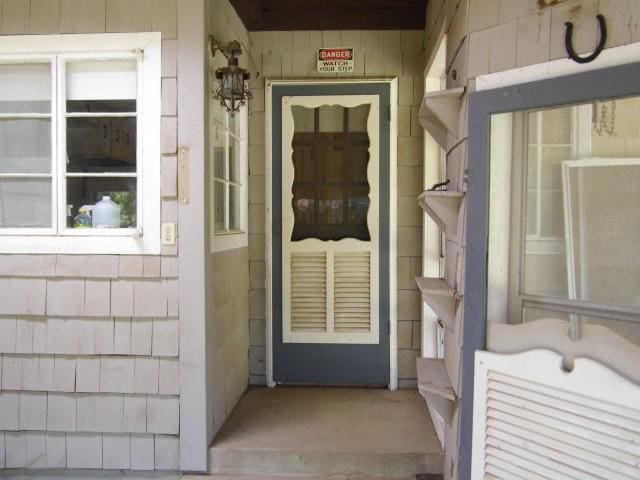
[92,196,121,228]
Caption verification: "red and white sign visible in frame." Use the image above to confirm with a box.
[317,48,354,73]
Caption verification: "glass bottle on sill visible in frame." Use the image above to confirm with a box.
[74,206,92,228]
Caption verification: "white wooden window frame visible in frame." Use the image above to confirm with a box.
[210,105,248,253]
[265,78,398,389]
[0,33,161,255]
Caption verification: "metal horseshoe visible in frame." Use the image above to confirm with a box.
[564,14,607,64]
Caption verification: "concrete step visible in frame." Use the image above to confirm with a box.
[208,388,443,479]
[208,448,441,478]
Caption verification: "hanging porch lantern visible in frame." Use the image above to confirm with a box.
[209,37,252,114]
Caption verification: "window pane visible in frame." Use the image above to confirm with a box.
[66,60,137,104]
[0,178,51,227]
[229,184,240,231]
[214,180,225,232]
[0,63,51,114]
[66,117,136,173]
[0,119,51,174]
[493,95,640,313]
[229,138,241,184]
[67,99,136,113]
[66,177,136,228]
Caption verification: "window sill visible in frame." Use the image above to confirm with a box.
[0,233,159,255]
[212,230,247,253]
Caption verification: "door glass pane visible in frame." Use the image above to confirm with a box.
[0,178,51,227]
[319,144,344,183]
[318,187,343,224]
[319,105,343,132]
[0,63,51,114]
[66,177,137,228]
[0,119,51,173]
[290,104,371,241]
[348,104,370,132]
[292,186,315,225]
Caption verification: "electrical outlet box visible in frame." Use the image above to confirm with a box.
[161,222,176,245]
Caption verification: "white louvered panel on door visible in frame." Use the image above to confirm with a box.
[472,350,640,480]
[333,251,371,333]
[290,252,327,332]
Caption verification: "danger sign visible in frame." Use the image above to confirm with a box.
[317,48,354,73]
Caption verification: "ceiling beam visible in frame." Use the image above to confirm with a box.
[229,0,428,31]
[228,0,264,31]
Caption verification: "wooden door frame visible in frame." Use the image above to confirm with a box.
[265,78,398,389]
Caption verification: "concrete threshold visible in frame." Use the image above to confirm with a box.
[208,387,443,478]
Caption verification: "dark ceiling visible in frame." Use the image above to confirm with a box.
[229,0,429,31]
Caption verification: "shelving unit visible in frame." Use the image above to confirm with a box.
[415,277,459,330]
[416,357,457,425]
[418,87,465,150]
[418,190,463,238]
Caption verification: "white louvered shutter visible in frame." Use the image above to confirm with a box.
[290,252,327,332]
[333,251,371,333]
[472,350,640,480]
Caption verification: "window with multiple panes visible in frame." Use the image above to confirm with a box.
[0,34,161,254]
[209,63,248,253]
[490,94,640,348]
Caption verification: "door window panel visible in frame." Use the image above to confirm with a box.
[291,104,371,241]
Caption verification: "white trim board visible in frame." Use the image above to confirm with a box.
[265,78,398,389]
[475,42,640,92]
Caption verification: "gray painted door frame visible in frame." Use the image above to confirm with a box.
[265,79,398,388]
[463,61,640,480]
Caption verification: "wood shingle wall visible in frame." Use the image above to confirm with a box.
[0,0,180,470]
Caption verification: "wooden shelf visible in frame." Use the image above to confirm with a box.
[416,357,457,425]
[418,190,463,238]
[419,87,465,150]
[416,277,459,329]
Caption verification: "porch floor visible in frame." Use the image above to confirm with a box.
[209,387,443,478]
